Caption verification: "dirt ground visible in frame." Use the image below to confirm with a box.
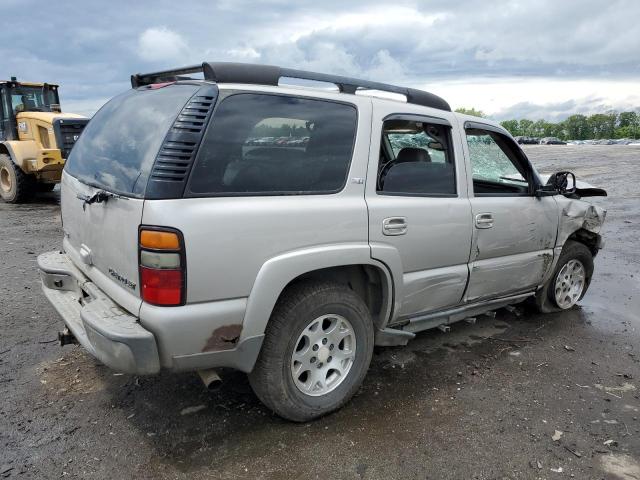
[1,145,639,479]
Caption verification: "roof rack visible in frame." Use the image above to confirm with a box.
[130,62,451,111]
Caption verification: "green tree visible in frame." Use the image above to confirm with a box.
[455,107,485,117]
[563,114,590,140]
[618,111,639,138]
[531,119,547,137]
[615,125,637,139]
[618,111,638,128]
[519,119,534,136]
[500,119,520,136]
[588,113,617,139]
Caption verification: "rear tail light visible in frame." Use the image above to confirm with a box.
[139,227,185,306]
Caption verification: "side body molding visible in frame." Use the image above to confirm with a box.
[240,243,396,340]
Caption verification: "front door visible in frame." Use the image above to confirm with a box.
[461,122,558,302]
[366,110,473,319]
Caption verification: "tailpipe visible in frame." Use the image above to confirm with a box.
[58,328,78,346]
[197,368,223,390]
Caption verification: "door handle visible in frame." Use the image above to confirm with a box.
[475,213,494,229]
[382,217,408,236]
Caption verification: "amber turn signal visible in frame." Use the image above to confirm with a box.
[140,230,180,250]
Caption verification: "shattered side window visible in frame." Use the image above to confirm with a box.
[466,128,531,195]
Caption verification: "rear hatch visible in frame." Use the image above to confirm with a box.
[61,83,202,315]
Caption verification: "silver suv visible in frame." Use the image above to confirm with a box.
[38,62,607,421]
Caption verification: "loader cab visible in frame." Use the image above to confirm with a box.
[0,79,61,140]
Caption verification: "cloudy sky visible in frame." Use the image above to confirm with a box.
[2,0,639,121]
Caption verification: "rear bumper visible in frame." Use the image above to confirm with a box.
[38,251,160,374]
[38,250,265,374]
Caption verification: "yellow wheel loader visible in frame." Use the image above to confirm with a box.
[0,77,88,203]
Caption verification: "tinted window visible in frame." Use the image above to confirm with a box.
[378,119,456,195]
[188,94,357,195]
[466,128,530,195]
[65,84,198,196]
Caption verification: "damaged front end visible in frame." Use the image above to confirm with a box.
[538,173,608,252]
[555,180,607,252]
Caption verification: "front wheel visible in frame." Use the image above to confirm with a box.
[0,154,35,203]
[534,240,594,312]
[249,281,374,422]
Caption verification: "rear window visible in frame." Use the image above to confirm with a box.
[65,84,198,196]
[188,93,357,195]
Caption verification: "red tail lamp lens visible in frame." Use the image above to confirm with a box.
[140,267,182,306]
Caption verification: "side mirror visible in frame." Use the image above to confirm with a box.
[536,171,577,197]
[549,171,576,195]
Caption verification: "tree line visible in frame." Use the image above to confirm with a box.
[454,108,640,140]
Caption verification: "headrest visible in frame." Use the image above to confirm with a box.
[396,147,431,163]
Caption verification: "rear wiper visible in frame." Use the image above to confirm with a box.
[77,190,128,210]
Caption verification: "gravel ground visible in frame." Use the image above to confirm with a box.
[1,145,639,479]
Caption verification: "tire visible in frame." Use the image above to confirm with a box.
[249,281,374,422]
[534,240,594,312]
[0,154,35,203]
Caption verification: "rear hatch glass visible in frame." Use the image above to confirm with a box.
[61,84,198,313]
[65,84,199,197]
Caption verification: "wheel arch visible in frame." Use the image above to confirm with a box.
[567,228,602,257]
[240,244,395,342]
[0,142,14,160]
[0,140,37,171]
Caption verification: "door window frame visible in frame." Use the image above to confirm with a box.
[464,121,540,197]
[376,113,458,198]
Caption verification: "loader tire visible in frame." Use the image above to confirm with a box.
[0,154,35,203]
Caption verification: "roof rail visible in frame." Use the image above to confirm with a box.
[130,64,203,88]
[131,62,451,111]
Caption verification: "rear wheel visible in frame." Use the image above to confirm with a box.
[249,281,374,422]
[0,154,35,203]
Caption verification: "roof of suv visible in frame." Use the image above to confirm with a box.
[130,61,451,112]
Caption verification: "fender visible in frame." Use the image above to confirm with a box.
[1,140,38,171]
[240,243,396,341]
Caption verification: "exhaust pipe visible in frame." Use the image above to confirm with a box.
[198,369,222,390]
[58,328,78,346]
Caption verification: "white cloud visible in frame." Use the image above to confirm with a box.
[3,1,640,121]
[426,78,640,120]
[137,27,189,62]
[225,47,261,61]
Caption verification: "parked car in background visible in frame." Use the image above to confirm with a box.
[514,136,539,145]
[540,137,566,145]
[37,61,608,422]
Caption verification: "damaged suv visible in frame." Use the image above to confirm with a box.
[38,62,606,421]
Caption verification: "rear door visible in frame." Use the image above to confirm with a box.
[460,121,558,301]
[61,83,202,315]
[366,106,473,319]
